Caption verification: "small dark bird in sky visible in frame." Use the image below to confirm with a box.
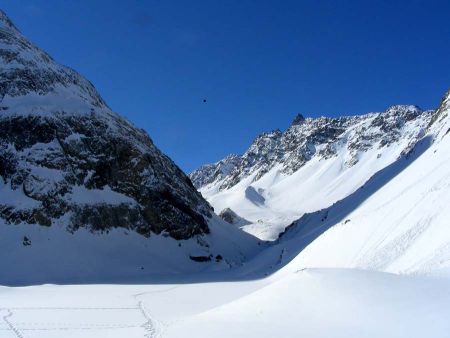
[203,99,207,103]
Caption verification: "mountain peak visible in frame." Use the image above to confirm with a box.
[292,113,305,126]
[0,7,213,241]
[0,10,19,32]
[384,104,422,115]
[191,101,436,192]
[0,9,108,116]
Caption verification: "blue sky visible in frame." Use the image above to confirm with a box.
[2,1,449,172]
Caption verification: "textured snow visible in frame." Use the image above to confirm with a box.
[1,7,450,338]
[281,132,450,275]
[0,8,218,243]
[0,269,449,337]
[0,85,101,117]
[2,97,450,337]
[195,107,432,240]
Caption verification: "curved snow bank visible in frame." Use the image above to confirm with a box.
[164,269,450,338]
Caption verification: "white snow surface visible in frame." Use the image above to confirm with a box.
[0,269,449,338]
[200,109,431,240]
[281,116,450,276]
[2,10,450,338]
[0,215,261,286]
[2,93,450,337]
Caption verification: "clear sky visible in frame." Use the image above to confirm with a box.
[2,1,449,172]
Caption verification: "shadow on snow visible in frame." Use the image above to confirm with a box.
[2,136,433,286]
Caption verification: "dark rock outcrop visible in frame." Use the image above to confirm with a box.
[0,10,212,239]
[219,208,251,226]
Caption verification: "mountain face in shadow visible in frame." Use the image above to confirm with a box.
[0,10,212,239]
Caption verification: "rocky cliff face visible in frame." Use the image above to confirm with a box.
[189,154,242,190]
[190,105,432,191]
[0,10,212,240]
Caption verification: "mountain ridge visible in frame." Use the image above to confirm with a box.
[190,98,445,240]
[0,9,262,284]
[190,104,431,191]
[0,9,214,239]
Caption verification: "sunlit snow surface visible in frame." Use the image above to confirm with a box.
[0,269,449,338]
[3,113,450,337]
[2,95,450,337]
[197,106,432,241]
[2,10,450,337]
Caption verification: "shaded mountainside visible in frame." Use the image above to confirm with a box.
[0,10,264,285]
[0,10,212,240]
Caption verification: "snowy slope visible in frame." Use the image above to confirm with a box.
[0,215,261,285]
[0,9,262,284]
[164,269,450,338]
[1,7,450,338]
[1,268,449,337]
[192,106,432,240]
[273,90,450,275]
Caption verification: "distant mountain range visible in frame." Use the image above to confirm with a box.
[191,97,441,238]
[191,88,450,275]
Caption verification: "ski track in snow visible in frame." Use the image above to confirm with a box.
[0,307,143,336]
[1,10,450,338]
[0,288,179,337]
[1,309,24,338]
[0,306,148,336]
[132,287,178,338]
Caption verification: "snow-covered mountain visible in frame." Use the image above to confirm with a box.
[3,95,450,333]
[191,101,436,239]
[0,10,259,284]
[0,9,213,238]
[1,8,450,337]
[267,89,450,275]
[191,89,450,274]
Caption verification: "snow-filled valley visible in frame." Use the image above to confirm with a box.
[192,106,433,241]
[2,91,450,337]
[1,7,450,338]
[2,269,450,338]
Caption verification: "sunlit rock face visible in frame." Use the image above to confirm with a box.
[191,105,431,191]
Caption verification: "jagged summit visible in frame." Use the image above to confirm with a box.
[189,154,242,191]
[190,104,433,191]
[291,113,305,126]
[0,10,18,32]
[383,104,422,115]
[190,93,447,241]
